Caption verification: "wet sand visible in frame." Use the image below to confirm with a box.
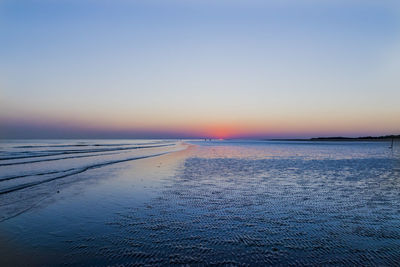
[1,140,400,265]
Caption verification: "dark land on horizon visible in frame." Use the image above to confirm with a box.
[266,135,400,141]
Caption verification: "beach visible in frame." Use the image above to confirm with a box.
[1,140,400,265]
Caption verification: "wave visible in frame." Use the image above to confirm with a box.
[0,143,174,161]
[0,152,171,195]
[0,152,121,167]
[0,168,77,182]
[13,140,170,149]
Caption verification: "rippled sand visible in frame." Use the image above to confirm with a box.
[1,140,400,265]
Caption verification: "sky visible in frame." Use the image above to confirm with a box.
[1,0,400,139]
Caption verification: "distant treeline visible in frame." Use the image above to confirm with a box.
[266,135,400,141]
[310,135,400,141]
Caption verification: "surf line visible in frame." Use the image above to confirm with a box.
[0,143,175,161]
[0,151,121,167]
[0,151,174,195]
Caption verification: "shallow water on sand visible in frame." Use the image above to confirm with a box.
[1,140,400,265]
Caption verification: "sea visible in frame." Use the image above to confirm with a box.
[1,139,400,266]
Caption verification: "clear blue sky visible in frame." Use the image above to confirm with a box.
[1,0,400,138]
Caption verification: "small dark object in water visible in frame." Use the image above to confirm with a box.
[57,190,60,193]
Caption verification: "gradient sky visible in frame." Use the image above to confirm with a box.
[1,0,400,139]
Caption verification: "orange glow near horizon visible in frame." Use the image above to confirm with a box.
[205,125,235,139]
[2,110,400,139]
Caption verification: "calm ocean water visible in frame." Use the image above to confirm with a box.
[1,139,400,265]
